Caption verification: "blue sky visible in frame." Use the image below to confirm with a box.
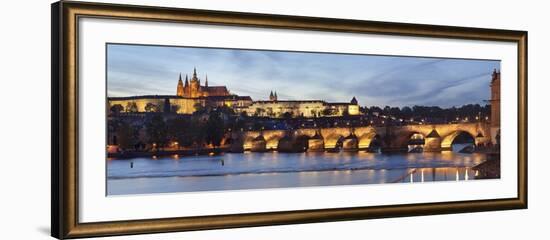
[107,44,500,108]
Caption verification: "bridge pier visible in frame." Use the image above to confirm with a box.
[342,138,358,151]
[230,144,244,153]
[307,139,325,152]
[250,140,267,152]
[277,137,294,152]
[381,147,408,153]
[424,137,442,152]
[440,147,452,151]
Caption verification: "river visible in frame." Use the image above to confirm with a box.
[107,144,491,195]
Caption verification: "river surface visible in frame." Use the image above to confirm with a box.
[107,144,491,195]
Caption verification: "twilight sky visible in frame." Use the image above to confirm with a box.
[107,44,500,108]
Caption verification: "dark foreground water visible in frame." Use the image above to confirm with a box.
[107,144,491,195]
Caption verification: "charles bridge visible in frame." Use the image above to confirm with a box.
[229,122,494,153]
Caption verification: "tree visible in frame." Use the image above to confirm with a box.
[144,103,159,112]
[110,104,123,114]
[383,106,391,115]
[322,108,334,116]
[193,102,208,115]
[205,112,225,147]
[167,117,186,140]
[170,104,180,113]
[282,111,293,119]
[115,121,138,150]
[311,109,317,118]
[266,107,275,117]
[189,118,207,147]
[163,98,171,113]
[217,105,236,116]
[125,102,138,113]
[401,106,412,119]
[254,108,266,117]
[168,117,206,148]
[145,114,167,147]
[389,107,401,117]
[369,106,382,116]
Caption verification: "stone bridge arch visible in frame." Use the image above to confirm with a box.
[240,130,287,151]
[324,133,345,150]
[435,123,490,151]
[357,131,378,150]
[262,130,285,150]
[242,135,263,151]
[342,133,358,151]
[394,131,425,151]
[307,131,325,151]
[440,130,476,151]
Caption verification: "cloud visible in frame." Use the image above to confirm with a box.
[107,44,499,107]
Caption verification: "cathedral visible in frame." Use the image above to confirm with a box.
[176,68,230,98]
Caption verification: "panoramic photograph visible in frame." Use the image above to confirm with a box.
[106,44,501,195]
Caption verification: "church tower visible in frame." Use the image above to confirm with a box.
[189,67,201,98]
[176,73,184,97]
[184,74,189,97]
[269,90,278,101]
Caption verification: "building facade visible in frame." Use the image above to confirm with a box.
[238,96,360,118]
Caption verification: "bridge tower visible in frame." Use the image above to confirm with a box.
[490,69,501,144]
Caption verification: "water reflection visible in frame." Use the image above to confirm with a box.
[107,149,491,195]
[396,167,476,184]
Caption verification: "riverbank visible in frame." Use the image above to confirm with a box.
[108,148,229,159]
[472,153,500,179]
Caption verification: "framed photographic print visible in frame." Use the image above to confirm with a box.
[51,1,527,239]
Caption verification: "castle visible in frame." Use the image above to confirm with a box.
[108,68,360,118]
[176,68,230,98]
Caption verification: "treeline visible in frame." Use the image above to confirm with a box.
[361,104,491,121]
[111,107,236,150]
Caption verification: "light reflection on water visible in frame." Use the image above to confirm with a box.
[108,147,490,195]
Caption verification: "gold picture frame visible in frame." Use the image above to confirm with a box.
[51,1,527,239]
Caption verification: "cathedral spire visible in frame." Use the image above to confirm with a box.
[176,73,184,97]
[193,67,197,78]
[269,90,278,101]
[205,74,208,87]
[184,74,189,86]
